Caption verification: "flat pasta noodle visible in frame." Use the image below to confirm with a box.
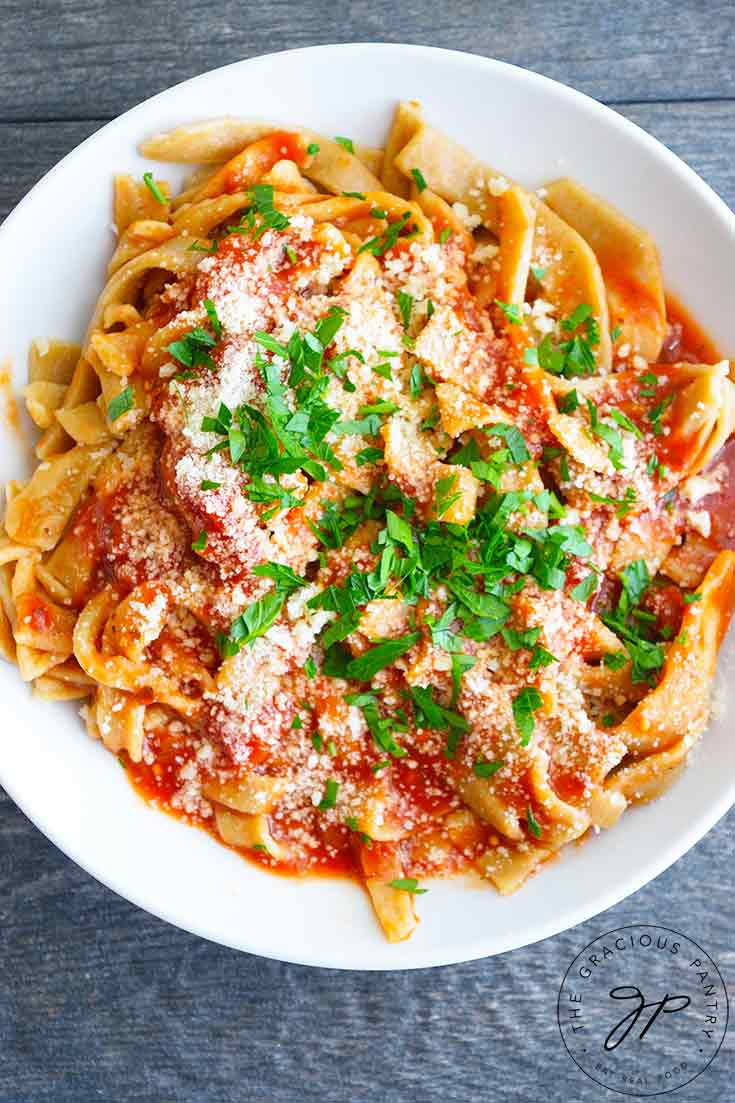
[2,101,733,944]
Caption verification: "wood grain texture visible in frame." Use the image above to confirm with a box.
[0,0,734,121]
[0,5,733,1100]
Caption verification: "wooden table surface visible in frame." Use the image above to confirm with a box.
[0,4,732,1100]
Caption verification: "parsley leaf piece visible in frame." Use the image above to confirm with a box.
[218,591,285,656]
[570,573,598,603]
[307,142,320,155]
[191,530,207,552]
[345,633,420,680]
[558,389,579,414]
[344,816,373,847]
[142,172,167,204]
[485,423,531,463]
[396,290,414,330]
[602,651,628,670]
[683,592,701,604]
[187,239,218,254]
[450,652,476,706]
[512,686,543,746]
[609,408,643,439]
[409,685,468,735]
[318,778,339,811]
[252,561,307,594]
[620,559,650,607]
[203,298,222,337]
[434,474,462,518]
[358,211,414,257]
[388,878,427,894]
[346,693,408,759]
[409,361,428,398]
[537,333,566,375]
[588,487,637,518]
[529,645,557,670]
[410,167,428,192]
[356,446,384,466]
[342,190,367,199]
[501,626,541,651]
[108,385,134,422]
[334,136,355,153]
[586,399,625,470]
[494,299,523,325]
[386,509,414,553]
[438,227,452,244]
[561,304,593,331]
[473,759,505,779]
[526,805,542,838]
[304,656,317,679]
[648,392,675,436]
[359,401,400,417]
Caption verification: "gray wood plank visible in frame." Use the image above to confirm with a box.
[0,786,731,1103]
[1,101,732,228]
[1,0,733,122]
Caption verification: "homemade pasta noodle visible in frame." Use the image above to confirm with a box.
[4,102,735,942]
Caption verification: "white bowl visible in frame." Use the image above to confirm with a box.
[1,44,733,970]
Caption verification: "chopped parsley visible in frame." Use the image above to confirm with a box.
[358,211,416,257]
[558,389,579,414]
[107,385,134,422]
[410,167,428,193]
[648,392,675,436]
[473,759,505,779]
[344,816,373,847]
[599,559,667,685]
[334,136,355,153]
[494,299,523,325]
[512,686,543,745]
[318,779,339,811]
[570,573,598,603]
[586,399,625,470]
[526,805,542,838]
[191,530,208,552]
[345,633,420,681]
[252,561,307,594]
[588,487,637,518]
[396,290,413,330]
[217,591,285,657]
[387,878,427,894]
[229,183,290,238]
[537,304,600,378]
[142,172,167,204]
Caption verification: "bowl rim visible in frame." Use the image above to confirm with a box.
[1,42,733,970]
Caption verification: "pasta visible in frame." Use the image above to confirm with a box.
[3,102,735,944]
